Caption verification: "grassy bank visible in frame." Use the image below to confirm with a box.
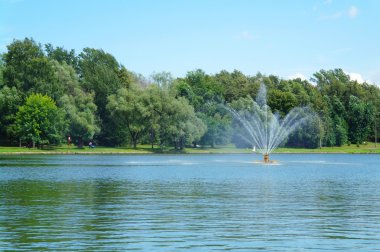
[1,143,380,154]
[185,143,380,154]
[0,145,157,154]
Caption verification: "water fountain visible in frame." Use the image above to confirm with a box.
[227,84,313,163]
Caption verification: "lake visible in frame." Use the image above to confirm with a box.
[1,153,380,251]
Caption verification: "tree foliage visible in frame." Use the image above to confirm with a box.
[107,85,148,148]
[1,38,380,149]
[15,93,63,147]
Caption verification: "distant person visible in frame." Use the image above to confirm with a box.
[89,141,95,148]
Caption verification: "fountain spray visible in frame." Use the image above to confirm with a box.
[227,83,313,163]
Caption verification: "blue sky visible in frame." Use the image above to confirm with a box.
[1,0,380,84]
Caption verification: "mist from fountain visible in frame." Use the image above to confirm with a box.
[227,83,313,162]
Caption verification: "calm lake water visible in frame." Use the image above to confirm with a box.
[0,153,380,251]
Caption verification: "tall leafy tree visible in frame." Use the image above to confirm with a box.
[151,71,173,88]
[78,48,127,144]
[79,48,123,114]
[47,59,100,146]
[45,43,79,72]
[312,69,350,99]
[183,69,224,111]
[0,54,4,86]
[174,70,229,148]
[0,86,22,143]
[107,85,148,148]
[144,83,206,149]
[198,103,232,148]
[3,38,54,95]
[59,90,99,147]
[268,89,298,116]
[214,70,259,103]
[167,97,206,149]
[347,95,374,144]
[143,84,166,148]
[15,94,64,147]
[285,113,322,149]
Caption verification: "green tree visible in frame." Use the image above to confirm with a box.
[347,95,374,144]
[183,69,224,111]
[79,48,123,115]
[312,69,350,99]
[78,48,126,144]
[47,59,100,146]
[59,90,99,147]
[143,84,166,148]
[0,86,22,143]
[334,116,348,146]
[268,89,298,116]
[144,83,206,149]
[323,116,336,147]
[107,85,148,148]
[174,71,231,148]
[45,43,79,72]
[16,94,64,147]
[198,103,232,148]
[151,71,173,88]
[0,54,4,86]
[166,97,206,150]
[322,95,348,147]
[286,113,322,148]
[198,111,231,148]
[3,38,55,95]
[214,70,259,103]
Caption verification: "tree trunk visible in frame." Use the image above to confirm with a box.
[150,128,154,149]
[78,138,83,148]
[180,137,184,150]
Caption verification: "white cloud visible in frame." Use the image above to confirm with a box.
[346,71,373,84]
[287,73,307,81]
[348,6,359,18]
[347,72,364,83]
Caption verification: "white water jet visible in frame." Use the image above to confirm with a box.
[227,83,313,163]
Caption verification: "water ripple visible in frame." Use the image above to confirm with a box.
[1,154,380,251]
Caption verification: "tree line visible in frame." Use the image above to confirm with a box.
[0,38,379,149]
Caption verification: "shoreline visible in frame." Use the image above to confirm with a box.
[1,150,379,155]
[1,144,379,155]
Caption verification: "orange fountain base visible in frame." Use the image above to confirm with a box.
[263,154,270,163]
[261,154,277,164]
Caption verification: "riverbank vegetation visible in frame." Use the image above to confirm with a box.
[1,38,380,150]
[1,143,379,154]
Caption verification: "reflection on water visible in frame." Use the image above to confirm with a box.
[1,154,380,251]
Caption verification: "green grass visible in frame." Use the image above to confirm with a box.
[275,143,380,154]
[1,143,380,154]
[0,145,158,154]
